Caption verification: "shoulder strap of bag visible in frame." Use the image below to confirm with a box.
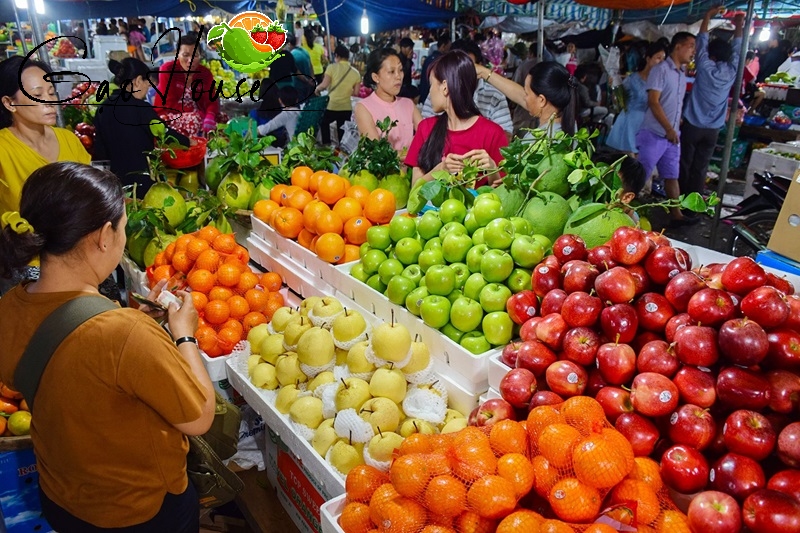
[15,296,117,413]
[329,63,357,94]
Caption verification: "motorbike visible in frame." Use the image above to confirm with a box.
[722,171,788,257]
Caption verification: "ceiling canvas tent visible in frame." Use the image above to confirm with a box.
[308,0,456,37]
[460,0,613,31]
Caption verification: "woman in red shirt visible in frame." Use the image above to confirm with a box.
[155,35,220,137]
[405,50,508,187]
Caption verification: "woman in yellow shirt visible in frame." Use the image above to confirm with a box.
[302,29,326,83]
[0,56,91,215]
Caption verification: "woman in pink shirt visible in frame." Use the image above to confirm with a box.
[354,48,422,154]
[405,50,508,187]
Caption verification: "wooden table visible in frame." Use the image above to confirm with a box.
[739,124,800,144]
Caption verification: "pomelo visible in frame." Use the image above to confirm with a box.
[379,173,411,210]
[143,233,178,267]
[350,170,380,192]
[563,203,636,248]
[521,192,571,243]
[530,153,570,197]
[142,182,187,227]
[217,173,255,211]
[248,181,273,209]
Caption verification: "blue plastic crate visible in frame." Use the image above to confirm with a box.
[757,249,800,278]
[0,448,52,532]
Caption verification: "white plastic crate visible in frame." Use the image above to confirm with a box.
[487,352,512,394]
[246,234,333,299]
[320,495,346,533]
[250,214,293,256]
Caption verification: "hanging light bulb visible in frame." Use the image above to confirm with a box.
[360,8,369,35]
[759,24,772,42]
[16,0,45,14]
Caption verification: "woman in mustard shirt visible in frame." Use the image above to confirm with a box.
[0,56,91,215]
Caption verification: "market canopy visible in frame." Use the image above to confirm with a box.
[309,0,456,37]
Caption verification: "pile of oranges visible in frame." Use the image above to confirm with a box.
[0,382,28,436]
[339,396,688,533]
[148,225,285,357]
[252,166,397,264]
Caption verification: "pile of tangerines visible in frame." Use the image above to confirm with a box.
[147,225,284,357]
[252,166,397,264]
[339,396,689,533]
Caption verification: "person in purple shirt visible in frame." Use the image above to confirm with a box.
[636,31,696,227]
[679,8,744,199]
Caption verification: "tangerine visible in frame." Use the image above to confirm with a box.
[204,300,230,325]
[152,251,167,268]
[452,441,497,483]
[287,189,313,211]
[315,210,344,235]
[338,501,371,533]
[272,207,304,239]
[628,457,663,492]
[221,319,244,337]
[572,434,629,489]
[309,170,328,194]
[187,269,216,293]
[260,272,283,292]
[548,478,601,523]
[372,496,427,533]
[496,453,535,499]
[209,286,234,301]
[195,249,222,272]
[654,511,691,533]
[242,312,267,333]
[527,405,566,452]
[610,479,661,526]
[346,465,390,504]
[196,326,218,353]
[152,265,176,284]
[270,184,289,204]
[333,197,363,222]
[601,427,635,474]
[190,291,209,312]
[364,188,396,225]
[231,245,249,265]
[317,174,347,205]
[346,185,371,207]
[467,475,517,520]
[163,242,176,263]
[280,185,302,206]
[453,511,497,533]
[217,327,242,353]
[197,226,222,243]
[315,233,346,263]
[560,395,606,436]
[302,199,330,233]
[538,423,582,469]
[297,228,316,250]
[253,199,281,224]
[245,288,269,312]
[424,475,466,518]
[531,455,559,498]
[540,520,576,533]
[584,525,619,533]
[398,433,433,456]
[489,420,528,457]
[390,454,433,499]
[227,295,250,319]
[212,234,237,254]
[186,238,210,261]
[341,244,360,264]
[236,271,260,293]
[496,510,544,533]
[216,263,242,287]
[343,216,372,245]
[291,166,313,190]
[368,484,400,525]
[174,234,194,252]
[264,294,284,321]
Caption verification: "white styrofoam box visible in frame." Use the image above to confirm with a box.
[320,495,346,533]
[744,146,799,197]
[479,388,503,405]
[202,351,231,382]
[433,358,485,416]
[334,261,498,394]
[487,352,512,394]
[247,235,334,299]
[250,214,292,255]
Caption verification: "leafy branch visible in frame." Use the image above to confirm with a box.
[344,117,400,177]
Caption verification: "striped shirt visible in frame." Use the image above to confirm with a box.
[421,79,513,136]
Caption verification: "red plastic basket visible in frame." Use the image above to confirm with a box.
[161,137,208,169]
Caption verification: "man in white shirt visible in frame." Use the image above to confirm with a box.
[258,86,300,146]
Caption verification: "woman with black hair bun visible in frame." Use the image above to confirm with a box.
[405,50,508,187]
[93,57,190,197]
[475,60,578,138]
[354,48,422,153]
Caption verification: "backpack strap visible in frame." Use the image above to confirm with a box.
[14,296,118,413]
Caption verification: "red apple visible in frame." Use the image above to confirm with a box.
[532,263,561,298]
[586,245,618,272]
[665,270,707,312]
[610,226,650,265]
[553,234,587,263]
[600,303,639,344]
[767,370,800,414]
[645,245,690,285]
[499,368,538,409]
[560,292,602,328]
[674,325,719,367]
[721,256,767,295]
[710,452,766,501]
[615,412,660,456]
[506,290,538,325]
[561,261,599,294]
[723,410,777,461]
[668,403,717,451]
[515,339,557,377]
[595,266,637,304]
[595,386,633,423]
[519,316,542,342]
[784,294,800,331]
[673,366,717,408]
[718,317,769,366]
[665,312,694,342]
[778,423,800,468]
[626,263,652,298]
[502,341,522,368]
[768,470,800,503]
[660,444,710,494]
[528,390,564,409]
[743,489,800,532]
[687,288,736,326]
[716,366,771,411]
[631,330,664,353]
[539,289,567,316]
[630,372,679,417]
[475,398,517,426]
[637,340,680,377]
[687,490,742,533]
[536,313,568,351]
[766,329,800,370]
[767,272,795,296]
[636,292,676,332]
[545,360,587,398]
[596,342,636,385]
[561,326,600,366]
[644,230,672,247]
[585,368,608,397]
[741,286,791,329]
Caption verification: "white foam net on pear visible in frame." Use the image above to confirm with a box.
[332,323,372,351]
[363,444,391,473]
[333,364,351,382]
[288,419,316,442]
[259,389,278,403]
[403,360,437,385]
[267,321,278,335]
[282,340,299,352]
[402,382,448,425]
[308,308,344,329]
[334,408,375,443]
[316,382,339,419]
[365,343,413,370]
[299,359,335,379]
[231,352,249,377]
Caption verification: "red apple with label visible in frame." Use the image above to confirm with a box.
[710,452,765,501]
[499,368,538,409]
[687,490,742,533]
[630,372,679,417]
[723,410,776,461]
[553,234,587,263]
[665,270,707,312]
[673,366,717,408]
[716,366,771,411]
[595,386,633,423]
[768,470,800,503]
[767,370,800,414]
[660,444,710,494]
[721,256,767,295]
[596,342,636,385]
[778,422,800,468]
[545,360,587,397]
[743,489,800,533]
[636,292,676,332]
[515,340,557,377]
[561,326,600,366]
[532,264,561,298]
[637,340,680,377]
[561,260,600,294]
[615,412,660,456]
[645,245,690,285]
[741,286,790,329]
[600,303,639,344]
[475,398,517,426]
[560,291,602,328]
[665,312,694,342]
[718,317,769,366]
[674,325,719,367]
[687,288,736,326]
[586,245,617,272]
[610,226,650,265]
[668,403,716,451]
[595,266,637,304]
[539,289,567,316]
[506,290,538,325]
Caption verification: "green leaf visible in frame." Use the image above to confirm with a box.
[163,196,175,208]
[679,192,707,213]
[407,190,426,215]
[567,169,588,185]
[207,24,226,42]
[419,180,445,202]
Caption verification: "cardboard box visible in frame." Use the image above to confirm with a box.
[768,169,800,262]
[0,449,53,533]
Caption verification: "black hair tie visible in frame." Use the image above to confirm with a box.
[568,76,577,88]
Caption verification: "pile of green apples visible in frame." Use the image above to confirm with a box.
[245,295,468,476]
[349,193,552,354]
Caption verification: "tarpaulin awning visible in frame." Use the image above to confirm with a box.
[459,1,613,32]
[479,15,556,33]
[309,0,456,37]
[0,1,257,23]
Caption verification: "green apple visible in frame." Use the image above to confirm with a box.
[439,198,467,224]
[283,317,313,348]
[389,215,417,242]
[425,264,456,296]
[450,262,470,289]
[275,384,300,414]
[297,327,335,367]
[450,296,484,333]
[403,342,431,374]
[331,309,368,344]
[417,211,443,240]
[329,439,364,475]
[464,211,479,235]
[424,236,442,251]
[447,289,463,304]
[360,396,402,433]
[362,249,388,275]
[483,311,514,345]
[510,217,532,236]
[439,221,468,240]
[378,258,404,285]
[289,396,324,428]
[479,282,512,313]
[247,323,271,352]
[399,418,437,437]
[258,333,285,365]
[366,225,392,251]
[401,264,423,285]
[440,322,465,343]
[418,248,445,273]
[270,307,299,333]
[335,377,372,411]
[472,227,486,246]
[350,262,370,283]
[367,431,404,462]
[307,371,335,393]
[251,362,278,389]
[507,267,532,293]
[369,368,407,404]
[372,322,412,362]
[441,418,469,434]
[420,295,451,329]
[346,340,376,374]
[405,286,429,316]
[510,235,546,269]
[442,232,473,263]
[460,332,491,354]
[532,233,552,251]
[463,272,489,301]
[312,418,337,456]
[480,249,514,283]
[393,237,423,266]
[483,217,515,250]
[466,243,489,273]
[386,275,417,306]
[472,196,503,227]
[359,242,372,257]
[275,353,308,386]
[366,274,387,293]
